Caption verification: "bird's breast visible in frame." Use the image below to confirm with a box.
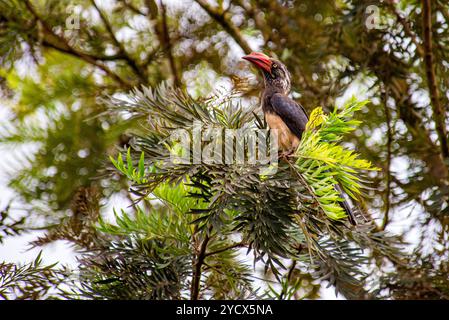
[265,112,300,151]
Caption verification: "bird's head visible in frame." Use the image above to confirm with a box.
[242,52,291,94]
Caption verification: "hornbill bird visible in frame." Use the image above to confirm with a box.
[242,52,357,225]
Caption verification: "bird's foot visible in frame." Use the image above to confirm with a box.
[278,150,296,161]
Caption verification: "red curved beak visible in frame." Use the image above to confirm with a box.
[242,52,272,74]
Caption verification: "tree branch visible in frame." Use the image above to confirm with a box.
[160,1,181,87]
[23,0,132,89]
[143,0,181,86]
[90,0,147,83]
[385,0,424,58]
[190,232,210,300]
[204,241,246,257]
[422,0,449,159]
[381,87,392,231]
[41,40,126,61]
[234,0,271,44]
[194,0,252,54]
[119,0,146,16]
[350,48,449,184]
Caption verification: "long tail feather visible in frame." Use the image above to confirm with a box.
[335,184,357,225]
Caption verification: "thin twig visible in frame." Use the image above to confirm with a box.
[204,242,246,257]
[119,0,146,16]
[194,0,252,54]
[422,0,449,159]
[381,87,392,231]
[385,0,424,58]
[160,1,181,87]
[143,0,181,86]
[90,0,147,83]
[284,158,318,263]
[42,40,127,61]
[234,0,271,44]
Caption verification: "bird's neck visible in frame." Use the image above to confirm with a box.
[263,85,289,97]
[262,74,291,95]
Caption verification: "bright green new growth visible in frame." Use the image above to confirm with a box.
[109,98,376,224]
[296,99,378,221]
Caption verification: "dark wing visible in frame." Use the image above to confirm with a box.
[270,93,309,140]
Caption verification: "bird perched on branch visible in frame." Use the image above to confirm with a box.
[242,52,357,225]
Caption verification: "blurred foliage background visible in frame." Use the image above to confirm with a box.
[1,0,449,299]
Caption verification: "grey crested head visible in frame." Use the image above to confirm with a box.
[242,52,291,94]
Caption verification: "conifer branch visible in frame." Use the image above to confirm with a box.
[204,242,246,257]
[191,232,210,300]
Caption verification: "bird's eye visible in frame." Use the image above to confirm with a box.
[272,64,277,68]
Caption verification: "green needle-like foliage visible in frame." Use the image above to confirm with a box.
[0,83,401,300]
[102,84,401,298]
